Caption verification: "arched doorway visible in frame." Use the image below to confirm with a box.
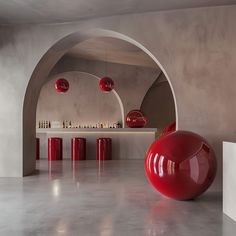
[23,29,178,175]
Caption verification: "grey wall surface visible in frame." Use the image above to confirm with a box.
[0,5,235,192]
[50,56,161,119]
[141,73,176,130]
[37,71,123,127]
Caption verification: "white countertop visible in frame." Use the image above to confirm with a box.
[36,128,158,133]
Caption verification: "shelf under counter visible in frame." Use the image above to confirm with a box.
[36,128,159,160]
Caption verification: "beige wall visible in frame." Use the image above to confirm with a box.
[0,5,236,192]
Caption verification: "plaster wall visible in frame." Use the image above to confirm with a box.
[37,71,123,127]
[0,6,235,191]
[50,56,161,118]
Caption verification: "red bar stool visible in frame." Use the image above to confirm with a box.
[96,138,112,160]
[36,138,40,160]
[48,137,63,161]
[71,137,86,161]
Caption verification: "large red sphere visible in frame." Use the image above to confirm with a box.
[144,131,217,200]
[126,110,147,128]
[55,78,69,93]
[99,77,114,92]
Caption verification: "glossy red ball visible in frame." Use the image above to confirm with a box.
[99,77,114,92]
[144,131,217,200]
[162,121,176,136]
[126,110,147,128]
[55,78,69,93]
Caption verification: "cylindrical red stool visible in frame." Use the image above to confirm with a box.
[48,137,63,161]
[71,138,86,161]
[96,138,112,160]
[36,138,40,160]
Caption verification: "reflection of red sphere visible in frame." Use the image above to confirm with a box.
[55,78,69,93]
[162,121,176,136]
[144,131,217,200]
[99,77,114,92]
[126,110,147,128]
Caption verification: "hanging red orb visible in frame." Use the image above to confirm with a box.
[99,77,114,92]
[126,110,147,128]
[162,121,176,136]
[144,131,217,200]
[55,78,69,93]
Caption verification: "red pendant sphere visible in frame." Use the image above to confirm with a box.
[126,110,147,128]
[162,121,176,136]
[99,77,114,92]
[55,78,69,93]
[144,131,217,200]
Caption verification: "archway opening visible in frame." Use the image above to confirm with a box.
[141,72,176,133]
[23,29,177,175]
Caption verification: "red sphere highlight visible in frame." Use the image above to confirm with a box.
[55,78,69,93]
[99,77,114,92]
[126,110,147,128]
[144,131,217,200]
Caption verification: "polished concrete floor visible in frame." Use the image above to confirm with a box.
[0,160,235,236]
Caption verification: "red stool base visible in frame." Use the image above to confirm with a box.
[36,138,40,160]
[71,138,86,161]
[96,138,112,160]
[48,137,63,161]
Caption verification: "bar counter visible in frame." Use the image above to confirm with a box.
[37,128,158,160]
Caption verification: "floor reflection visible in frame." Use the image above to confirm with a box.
[0,160,234,235]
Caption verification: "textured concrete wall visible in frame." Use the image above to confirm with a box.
[0,6,235,191]
[50,56,161,119]
[37,71,123,127]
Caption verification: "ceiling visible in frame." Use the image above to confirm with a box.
[66,37,157,68]
[0,0,236,24]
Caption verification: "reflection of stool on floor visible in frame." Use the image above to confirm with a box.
[71,138,86,161]
[36,138,40,160]
[48,137,63,161]
[96,138,112,160]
